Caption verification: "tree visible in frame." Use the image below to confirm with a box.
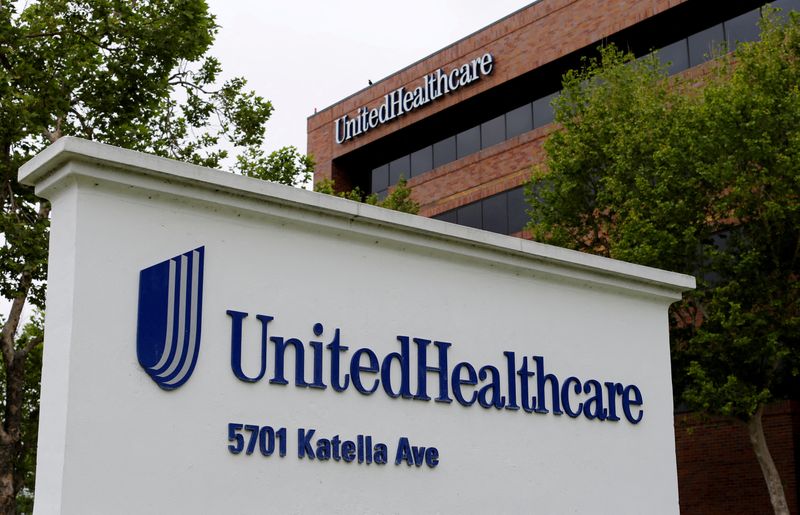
[0,1,311,512]
[314,177,420,214]
[527,10,800,515]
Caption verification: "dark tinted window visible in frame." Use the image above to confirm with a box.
[533,93,557,128]
[481,114,506,149]
[433,136,457,168]
[506,103,533,138]
[433,210,457,224]
[371,164,389,193]
[410,146,433,177]
[389,155,410,185]
[507,187,528,234]
[457,202,482,229]
[456,126,481,159]
[658,39,689,75]
[482,193,508,234]
[725,8,761,50]
[688,23,725,66]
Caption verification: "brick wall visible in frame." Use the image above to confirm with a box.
[675,401,800,514]
[413,123,554,217]
[308,0,687,198]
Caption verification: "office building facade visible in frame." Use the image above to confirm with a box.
[308,0,800,512]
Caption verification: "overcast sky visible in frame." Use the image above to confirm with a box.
[205,0,533,156]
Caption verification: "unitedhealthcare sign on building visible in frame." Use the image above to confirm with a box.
[20,138,694,514]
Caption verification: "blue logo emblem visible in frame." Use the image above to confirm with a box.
[137,247,205,390]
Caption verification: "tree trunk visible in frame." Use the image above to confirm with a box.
[748,405,790,515]
[0,359,24,515]
[0,436,17,515]
[0,289,29,515]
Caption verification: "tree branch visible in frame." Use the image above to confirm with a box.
[68,107,94,139]
[43,115,64,144]
[0,274,31,369]
[16,335,42,361]
[167,78,215,95]
[25,29,117,53]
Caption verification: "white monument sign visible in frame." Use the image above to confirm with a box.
[20,137,694,514]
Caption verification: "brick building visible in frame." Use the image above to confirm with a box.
[307,0,800,512]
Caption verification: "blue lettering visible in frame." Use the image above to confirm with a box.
[298,428,315,459]
[561,376,583,418]
[308,330,327,390]
[414,339,452,403]
[503,351,519,411]
[374,443,388,464]
[582,379,607,421]
[326,328,350,392]
[451,361,478,406]
[395,437,413,465]
[477,365,505,409]
[395,437,437,467]
[516,356,536,413]
[605,381,623,422]
[425,447,439,468]
[622,384,644,424]
[350,348,380,394]
[227,311,271,383]
[316,438,331,460]
[269,336,309,387]
[381,336,411,399]
[534,356,562,415]
[227,312,646,425]
[342,440,356,462]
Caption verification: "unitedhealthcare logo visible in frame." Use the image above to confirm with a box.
[136,247,205,390]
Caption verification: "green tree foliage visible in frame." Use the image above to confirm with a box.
[528,10,800,514]
[0,1,310,512]
[0,317,41,515]
[235,145,314,186]
[314,177,420,214]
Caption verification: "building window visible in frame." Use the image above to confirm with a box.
[481,114,507,149]
[688,23,725,67]
[371,164,389,193]
[457,202,482,229]
[482,193,508,234]
[410,146,433,177]
[456,125,481,159]
[658,39,689,74]
[533,93,557,128]
[434,210,457,224]
[506,103,534,139]
[507,187,528,234]
[773,0,800,20]
[433,135,457,168]
[725,8,761,50]
[389,154,410,184]
[434,186,527,235]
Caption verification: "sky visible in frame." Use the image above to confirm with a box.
[205,0,534,156]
